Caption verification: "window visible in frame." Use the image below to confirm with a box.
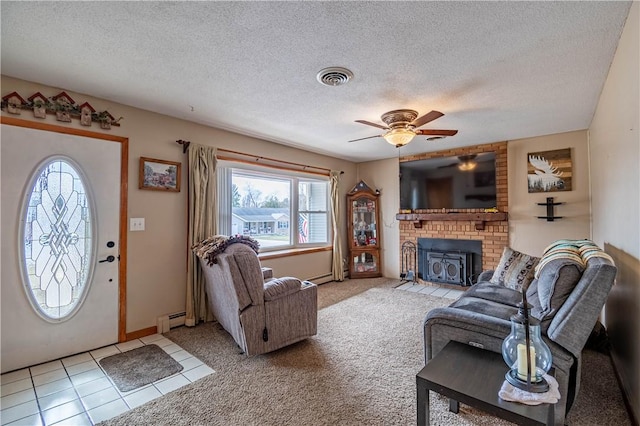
[218,165,329,251]
[19,157,95,321]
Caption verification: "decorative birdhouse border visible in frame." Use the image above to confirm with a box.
[1,90,122,129]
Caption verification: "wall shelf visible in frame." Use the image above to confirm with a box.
[536,197,564,221]
[395,212,508,230]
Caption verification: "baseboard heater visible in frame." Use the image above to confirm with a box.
[307,268,348,284]
[157,311,186,334]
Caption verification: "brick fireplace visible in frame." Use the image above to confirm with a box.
[398,142,509,283]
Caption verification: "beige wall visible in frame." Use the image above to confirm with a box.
[589,1,639,260]
[507,130,591,255]
[356,158,400,279]
[1,75,357,333]
[589,1,639,421]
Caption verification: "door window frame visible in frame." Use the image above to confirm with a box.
[19,155,97,322]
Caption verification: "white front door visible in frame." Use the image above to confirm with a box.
[1,122,124,373]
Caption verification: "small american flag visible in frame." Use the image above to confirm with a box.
[298,213,309,243]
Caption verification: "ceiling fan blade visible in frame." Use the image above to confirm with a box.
[439,162,459,169]
[411,110,444,128]
[416,129,458,136]
[355,120,389,130]
[348,135,383,143]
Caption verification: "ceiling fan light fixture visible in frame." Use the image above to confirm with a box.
[458,154,478,171]
[383,128,415,147]
[458,162,477,171]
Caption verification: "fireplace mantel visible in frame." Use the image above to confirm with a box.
[395,212,508,230]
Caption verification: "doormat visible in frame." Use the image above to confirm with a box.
[99,344,184,392]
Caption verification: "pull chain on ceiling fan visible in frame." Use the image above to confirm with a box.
[349,109,458,147]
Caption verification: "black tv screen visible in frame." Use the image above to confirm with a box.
[399,152,497,210]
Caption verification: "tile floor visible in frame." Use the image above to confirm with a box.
[395,281,466,300]
[1,334,214,426]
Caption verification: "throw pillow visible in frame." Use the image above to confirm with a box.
[490,247,540,291]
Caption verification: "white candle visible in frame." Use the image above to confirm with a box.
[517,344,536,380]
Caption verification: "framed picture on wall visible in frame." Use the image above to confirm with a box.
[527,148,572,193]
[139,157,181,192]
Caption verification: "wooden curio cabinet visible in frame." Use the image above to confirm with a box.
[347,180,382,278]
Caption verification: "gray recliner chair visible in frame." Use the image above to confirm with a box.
[196,242,317,356]
[423,241,616,425]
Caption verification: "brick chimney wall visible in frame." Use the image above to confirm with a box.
[399,142,508,273]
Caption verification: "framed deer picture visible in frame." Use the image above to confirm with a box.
[527,148,572,193]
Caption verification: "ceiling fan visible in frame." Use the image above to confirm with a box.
[349,109,458,147]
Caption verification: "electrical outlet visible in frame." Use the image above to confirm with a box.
[130,217,145,231]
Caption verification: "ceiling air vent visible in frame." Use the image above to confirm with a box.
[316,67,353,87]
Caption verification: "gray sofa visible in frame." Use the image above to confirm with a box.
[423,241,616,425]
[197,242,317,356]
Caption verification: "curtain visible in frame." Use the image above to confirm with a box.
[330,170,344,281]
[185,143,217,326]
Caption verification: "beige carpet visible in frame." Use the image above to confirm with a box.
[100,278,630,425]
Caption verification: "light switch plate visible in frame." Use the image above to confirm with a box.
[130,217,145,231]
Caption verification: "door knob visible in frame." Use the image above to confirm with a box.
[99,255,116,263]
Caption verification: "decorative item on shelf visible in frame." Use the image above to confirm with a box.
[536,197,564,221]
[502,291,552,392]
[28,92,48,118]
[96,111,116,129]
[1,90,123,128]
[52,91,75,122]
[79,102,95,126]
[2,92,26,115]
[484,207,499,213]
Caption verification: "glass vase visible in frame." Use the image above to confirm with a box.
[501,298,553,392]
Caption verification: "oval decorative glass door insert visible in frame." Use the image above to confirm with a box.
[20,157,95,322]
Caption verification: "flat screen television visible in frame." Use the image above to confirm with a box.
[399,152,497,210]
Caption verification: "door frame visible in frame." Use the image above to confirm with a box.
[1,116,129,342]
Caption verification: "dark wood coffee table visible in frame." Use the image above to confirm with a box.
[416,340,555,425]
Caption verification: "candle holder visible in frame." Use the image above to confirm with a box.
[501,291,552,392]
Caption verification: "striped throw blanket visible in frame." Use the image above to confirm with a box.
[192,234,260,266]
[534,239,614,279]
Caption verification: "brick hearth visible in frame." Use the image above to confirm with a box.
[399,142,509,278]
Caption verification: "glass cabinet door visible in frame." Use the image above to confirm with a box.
[351,197,378,247]
[352,251,380,274]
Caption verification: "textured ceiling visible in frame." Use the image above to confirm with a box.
[0,1,632,162]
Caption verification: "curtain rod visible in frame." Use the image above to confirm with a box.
[175,140,343,176]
